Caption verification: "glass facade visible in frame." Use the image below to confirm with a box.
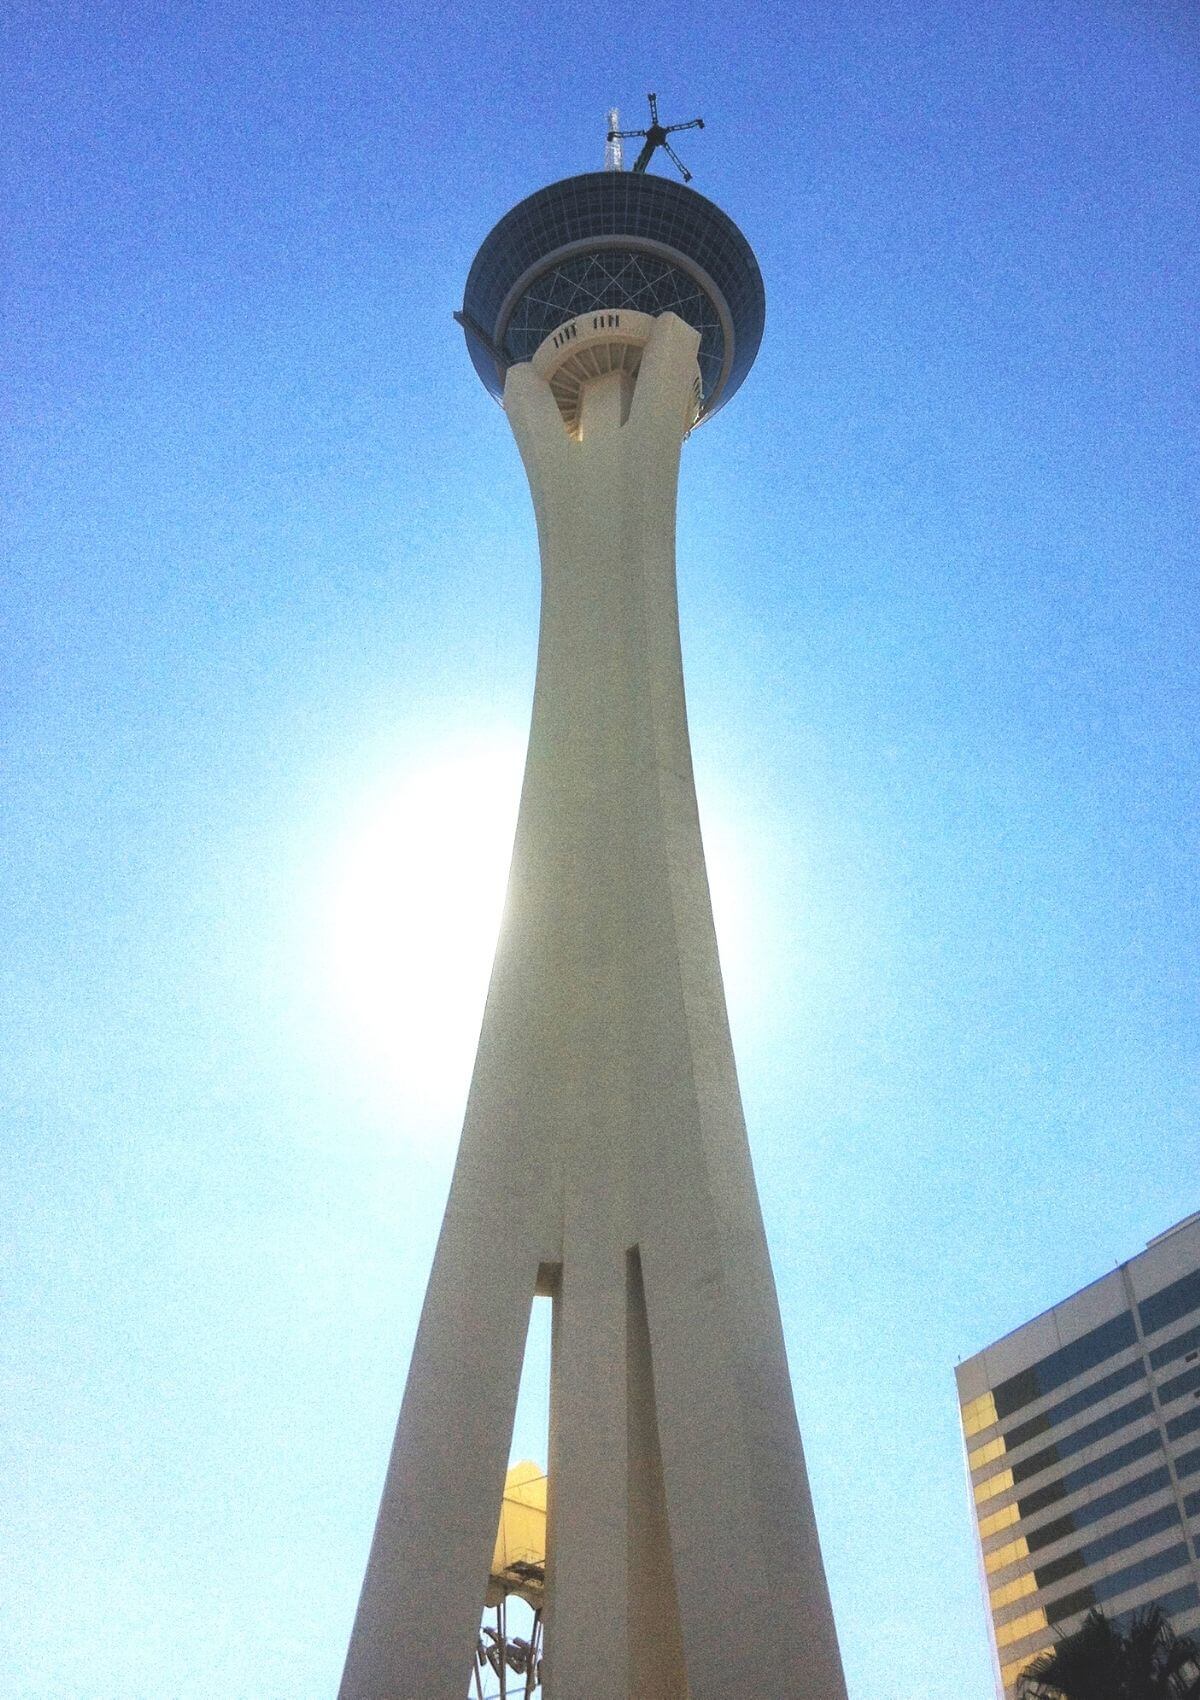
[992,1313,1138,1420]
[460,172,765,421]
[1140,1268,1200,1337]
[1010,1394,1154,1485]
[1017,1427,1164,1517]
[1023,1465,1173,1555]
[1004,1359,1145,1450]
[1149,1320,1200,1371]
[1033,1502,1181,1588]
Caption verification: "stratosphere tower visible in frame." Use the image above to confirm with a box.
[339,101,848,1700]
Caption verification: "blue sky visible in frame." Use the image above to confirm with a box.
[4,1,1198,1696]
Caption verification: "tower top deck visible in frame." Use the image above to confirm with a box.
[458,171,765,425]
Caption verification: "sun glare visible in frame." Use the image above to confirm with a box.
[322,737,756,1126]
[324,734,526,1120]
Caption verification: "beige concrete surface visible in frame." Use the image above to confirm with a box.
[339,313,846,1700]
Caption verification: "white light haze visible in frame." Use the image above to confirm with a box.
[322,735,753,1126]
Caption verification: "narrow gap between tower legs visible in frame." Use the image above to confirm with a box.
[475,1274,558,1700]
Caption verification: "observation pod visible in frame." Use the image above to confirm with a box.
[457,171,765,424]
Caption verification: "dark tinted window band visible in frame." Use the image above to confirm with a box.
[1005,1409,1052,1451]
[1083,1502,1181,1568]
[1158,1364,1200,1406]
[993,1313,1137,1420]
[1111,1583,1199,1634]
[1019,1429,1164,1519]
[1027,1513,1076,1553]
[1026,1466,1173,1553]
[1044,1541,1190,1623]
[1047,1584,1095,1623]
[1064,1428,1162,1496]
[1068,1502,1181,1589]
[1020,1478,1067,1518]
[1159,1583,1200,1618]
[1011,1395,1154,1485]
[1140,1269,1200,1339]
[1177,1446,1200,1483]
[1149,1322,1200,1373]
[1004,1360,1145,1452]
[1036,1548,1085,1589]
[1091,1541,1190,1608]
[1166,1405,1200,1444]
[1033,1503,1180,1591]
[1185,1489,1200,1519]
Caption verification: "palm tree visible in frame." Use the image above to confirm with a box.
[1017,1604,1200,1700]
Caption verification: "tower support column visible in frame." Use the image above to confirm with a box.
[339,314,846,1700]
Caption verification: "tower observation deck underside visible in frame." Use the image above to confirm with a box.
[460,171,765,423]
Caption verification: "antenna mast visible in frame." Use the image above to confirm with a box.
[605,107,624,170]
[607,92,704,182]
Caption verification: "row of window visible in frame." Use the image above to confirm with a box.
[990,1570,1037,1611]
[1113,1580,1200,1629]
[967,1307,1200,1465]
[988,1266,1200,1422]
[1141,1267,1200,1338]
[979,1424,1163,1518]
[463,172,765,413]
[995,1417,1200,1535]
[974,1355,1200,1496]
[975,1467,1015,1506]
[1158,1361,1200,1407]
[1003,1359,1144,1453]
[1044,1539,1191,1626]
[982,1437,1200,1554]
[996,1540,1193,1648]
[980,1500,1021,1540]
[991,1503,1184,1613]
[1032,1501,1181,1592]
[992,1313,1137,1421]
[1018,1427,1163,1517]
[1010,1395,1154,1487]
[962,1391,997,1438]
[1000,1644,1052,1688]
[1167,1403,1200,1446]
[969,1433,1006,1471]
[986,1534,1030,1576]
[988,1466,1182,1586]
[1150,1319,1200,1372]
[999,1582,1200,1693]
[996,1605,1049,1649]
[1025,1464,1173,1555]
[504,252,727,401]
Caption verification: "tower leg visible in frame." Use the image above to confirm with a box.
[338,1089,545,1700]
[626,1248,689,1700]
[542,1245,629,1700]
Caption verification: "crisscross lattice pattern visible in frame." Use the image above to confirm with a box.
[504,250,724,401]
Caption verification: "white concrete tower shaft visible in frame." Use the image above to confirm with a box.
[339,313,847,1700]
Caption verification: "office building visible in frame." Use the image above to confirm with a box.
[956,1211,1200,1696]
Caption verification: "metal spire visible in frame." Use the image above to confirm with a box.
[604,107,624,171]
[607,92,704,182]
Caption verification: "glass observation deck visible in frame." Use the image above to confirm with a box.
[459,171,765,423]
